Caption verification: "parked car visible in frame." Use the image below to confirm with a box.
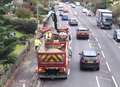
[113,29,120,42]
[58,6,64,11]
[76,27,89,39]
[86,10,94,16]
[68,18,78,26]
[70,3,76,8]
[63,8,69,13]
[79,49,100,70]
[82,8,88,13]
[61,14,69,21]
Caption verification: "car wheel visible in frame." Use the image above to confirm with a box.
[80,65,83,70]
[96,67,100,71]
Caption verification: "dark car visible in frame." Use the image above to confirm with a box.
[113,29,120,42]
[79,49,100,70]
[61,15,69,21]
[76,27,89,39]
[68,18,78,26]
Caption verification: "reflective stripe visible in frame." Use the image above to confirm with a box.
[40,54,63,62]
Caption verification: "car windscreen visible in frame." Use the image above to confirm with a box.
[83,50,97,57]
[103,13,112,22]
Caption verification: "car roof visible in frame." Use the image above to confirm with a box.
[78,27,89,31]
[97,9,112,13]
[83,49,97,56]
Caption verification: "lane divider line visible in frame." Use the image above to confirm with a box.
[88,40,91,48]
[106,62,111,72]
[112,76,119,87]
[98,42,102,49]
[96,76,100,87]
[95,37,99,42]
[101,50,105,59]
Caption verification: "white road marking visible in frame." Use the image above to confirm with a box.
[88,40,91,48]
[92,32,95,36]
[37,80,41,87]
[112,76,118,87]
[106,62,111,72]
[98,42,102,49]
[95,37,99,42]
[101,51,105,58]
[23,83,25,87]
[118,46,120,48]
[96,76,100,87]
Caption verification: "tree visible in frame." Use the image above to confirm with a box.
[0,0,12,6]
[15,8,33,18]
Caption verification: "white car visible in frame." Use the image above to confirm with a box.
[82,8,88,13]
[70,4,76,8]
[86,10,94,16]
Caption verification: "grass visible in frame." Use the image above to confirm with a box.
[10,44,25,56]
[15,31,24,38]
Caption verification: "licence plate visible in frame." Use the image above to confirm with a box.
[87,61,93,63]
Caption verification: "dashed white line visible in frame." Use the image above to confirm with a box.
[96,76,100,87]
[112,76,118,87]
[106,62,111,72]
[101,51,105,58]
[23,83,25,87]
[98,42,102,49]
[95,37,99,42]
[88,40,91,48]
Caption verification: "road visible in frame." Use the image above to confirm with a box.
[9,2,120,87]
[38,3,118,87]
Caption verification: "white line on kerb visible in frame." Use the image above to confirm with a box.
[119,47,120,48]
[98,43,102,49]
[101,51,105,58]
[96,76,100,87]
[106,62,111,72]
[112,76,118,87]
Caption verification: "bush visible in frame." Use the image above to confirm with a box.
[9,18,37,34]
[15,8,33,19]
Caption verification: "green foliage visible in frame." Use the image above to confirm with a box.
[0,0,12,6]
[9,18,37,34]
[15,8,33,18]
